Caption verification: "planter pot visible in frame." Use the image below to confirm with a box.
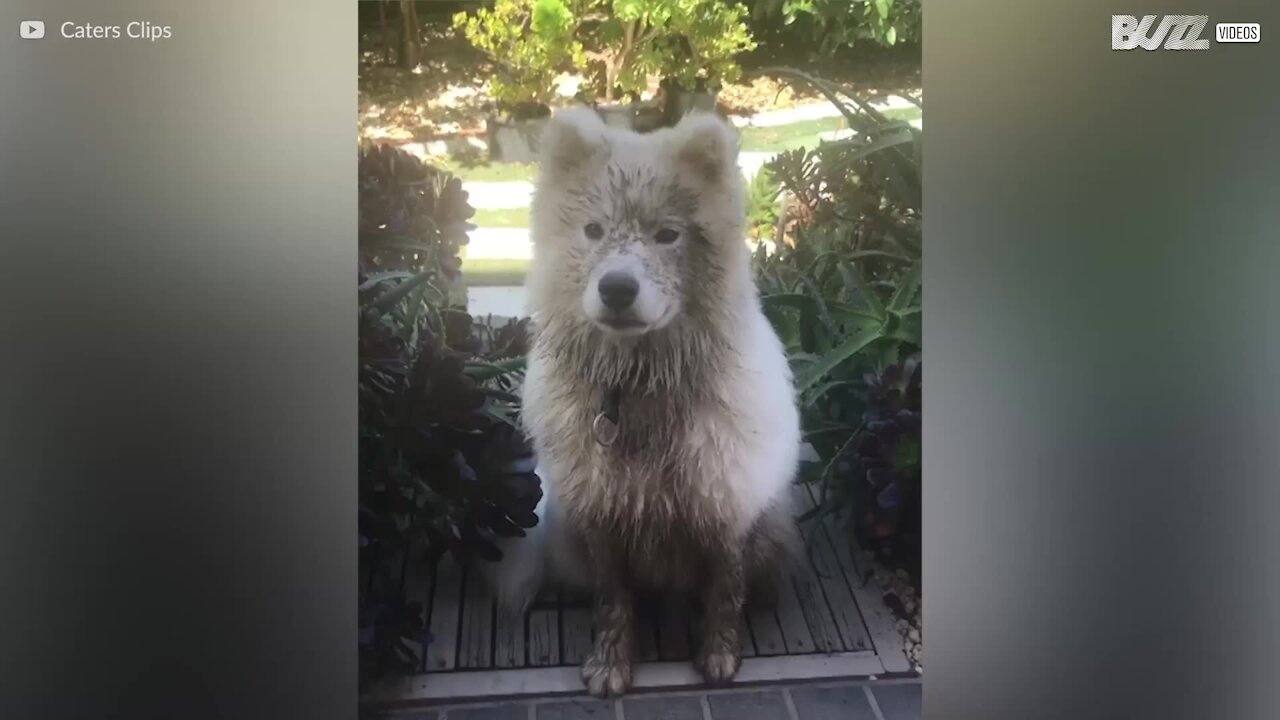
[488,103,638,161]
[673,88,718,116]
[422,134,488,160]
[594,103,637,130]
[661,80,720,127]
[486,115,548,163]
[633,104,665,133]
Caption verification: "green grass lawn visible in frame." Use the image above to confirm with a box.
[457,107,922,239]
[446,161,538,184]
[739,117,842,152]
[471,206,531,228]
[442,109,922,185]
[444,109,920,180]
[738,107,922,153]
[461,257,531,287]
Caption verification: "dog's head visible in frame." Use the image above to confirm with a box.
[528,108,748,339]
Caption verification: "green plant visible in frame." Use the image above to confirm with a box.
[745,167,782,241]
[453,0,590,110]
[452,1,755,107]
[581,0,756,99]
[852,353,920,578]
[752,0,921,55]
[750,68,921,579]
[358,144,542,687]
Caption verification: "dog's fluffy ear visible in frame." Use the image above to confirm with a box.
[538,107,608,178]
[671,111,740,185]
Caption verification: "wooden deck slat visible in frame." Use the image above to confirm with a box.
[773,572,817,654]
[656,594,691,661]
[374,482,911,704]
[424,553,463,672]
[635,608,661,662]
[789,559,846,653]
[526,591,560,666]
[786,486,864,653]
[380,550,425,669]
[793,486,873,652]
[803,483,912,672]
[458,569,495,669]
[402,545,435,672]
[737,615,757,657]
[746,606,788,656]
[493,602,525,668]
[559,593,594,666]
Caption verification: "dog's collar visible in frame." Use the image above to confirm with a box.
[592,385,623,447]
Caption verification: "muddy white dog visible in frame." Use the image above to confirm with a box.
[484,108,802,698]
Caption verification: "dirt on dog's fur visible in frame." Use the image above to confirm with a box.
[488,108,802,697]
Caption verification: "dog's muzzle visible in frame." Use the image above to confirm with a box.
[597,271,639,311]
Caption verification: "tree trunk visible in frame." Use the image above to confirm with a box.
[604,58,618,102]
[378,1,391,64]
[399,0,420,69]
[611,21,638,102]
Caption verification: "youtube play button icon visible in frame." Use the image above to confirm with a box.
[20,20,46,39]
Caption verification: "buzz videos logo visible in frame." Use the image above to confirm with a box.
[1112,15,1209,50]
[1112,15,1261,50]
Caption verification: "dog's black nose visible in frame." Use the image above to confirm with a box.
[598,271,639,310]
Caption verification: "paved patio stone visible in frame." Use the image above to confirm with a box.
[871,683,922,720]
[536,698,617,719]
[789,684,878,720]
[623,695,705,720]
[366,680,924,720]
[448,704,528,720]
[374,711,437,720]
[706,690,790,719]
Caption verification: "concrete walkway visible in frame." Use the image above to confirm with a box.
[465,228,533,260]
[729,95,919,128]
[458,99,919,314]
[462,100,920,212]
[467,285,528,319]
[365,678,921,720]
[465,154,776,211]
[464,182,534,210]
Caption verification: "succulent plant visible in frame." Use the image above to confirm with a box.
[358,142,475,284]
[357,144,540,687]
[751,71,922,589]
[851,353,921,581]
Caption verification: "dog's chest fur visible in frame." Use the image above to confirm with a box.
[536,373,744,588]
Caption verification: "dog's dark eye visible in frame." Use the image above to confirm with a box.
[584,222,604,240]
[655,228,680,245]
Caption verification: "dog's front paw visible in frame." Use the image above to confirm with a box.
[581,651,633,698]
[696,638,742,686]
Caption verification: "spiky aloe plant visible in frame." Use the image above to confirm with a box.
[750,69,921,586]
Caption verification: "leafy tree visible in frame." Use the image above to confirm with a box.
[582,0,756,100]
[453,0,590,110]
[456,0,756,107]
[399,1,421,69]
[753,0,921,53]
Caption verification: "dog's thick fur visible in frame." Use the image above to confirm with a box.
[487,108,802,697]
